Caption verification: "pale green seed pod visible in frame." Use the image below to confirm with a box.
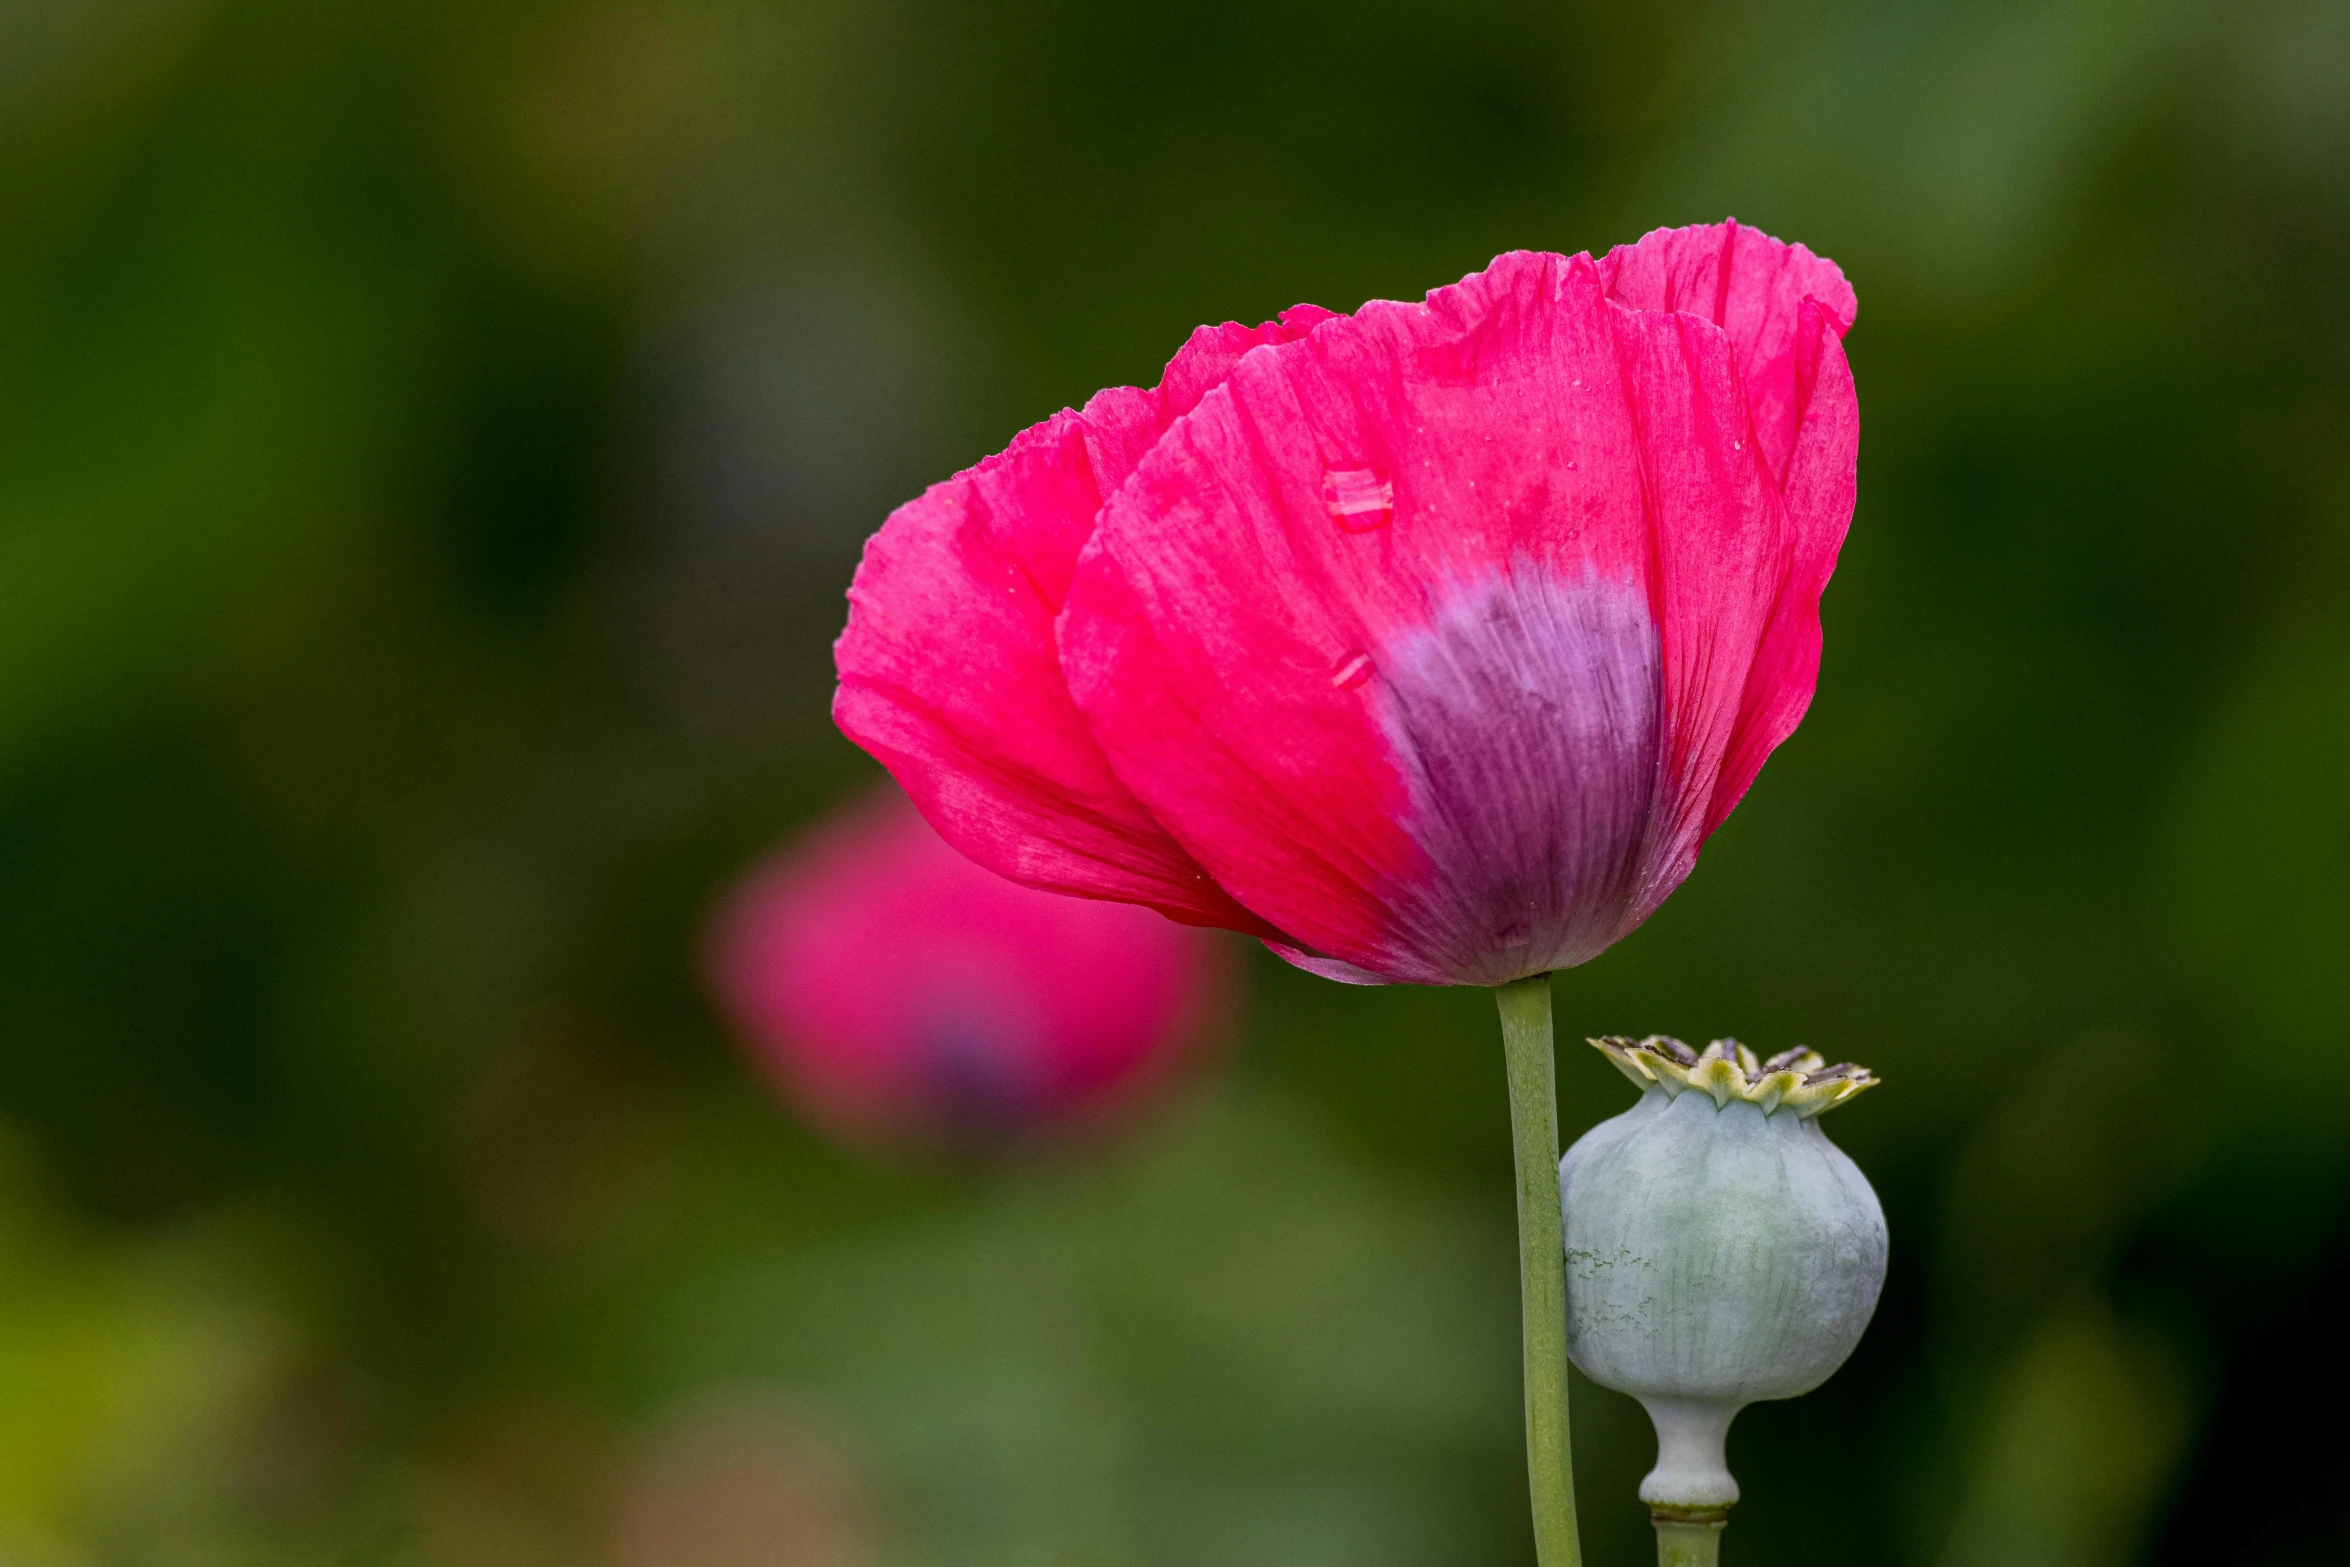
[1558,1037,1885,1531]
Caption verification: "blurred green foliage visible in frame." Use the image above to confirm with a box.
[0,0,2345,1561]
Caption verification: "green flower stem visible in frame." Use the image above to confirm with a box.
[1652,1516,1726,1567]
[1496,974,1584,1567]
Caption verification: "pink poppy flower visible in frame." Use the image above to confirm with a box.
[835,221,1857,987]
[707,789,1226,1147]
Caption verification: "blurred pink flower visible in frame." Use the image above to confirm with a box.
[707,789,1228,1147]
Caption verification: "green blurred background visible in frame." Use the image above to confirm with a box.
[2,0,2345,1561]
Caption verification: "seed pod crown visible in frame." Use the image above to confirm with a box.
[1590,1035,1878,1119]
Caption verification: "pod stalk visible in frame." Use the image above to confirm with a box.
[1651,1511,1727,1567]
[1496,974,1584,1567]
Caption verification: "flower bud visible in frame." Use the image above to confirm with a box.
[1558,1037,1885,1522]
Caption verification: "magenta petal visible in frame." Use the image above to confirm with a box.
[834,309,1329,933]
[1060,251,1808,984]
[1606,303,1790,890]
[1598,222,1862,835]
[1599,219,1856,487]
[1705,301,1859,831]
[1597,226,1851,841]
[1258,940,1393,986]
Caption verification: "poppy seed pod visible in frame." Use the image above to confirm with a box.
[1559,1036,1884,1550]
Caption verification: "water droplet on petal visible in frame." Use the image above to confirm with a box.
[1322,468,1393,533]
[1330,650,1374,690]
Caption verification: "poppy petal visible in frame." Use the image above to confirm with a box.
[1706,303,1859,831]
[1060,252,1798,984]
[834,310,1330,933]
[1598,219,1856,489]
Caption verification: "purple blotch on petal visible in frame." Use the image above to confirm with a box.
[1371,566,1672,985]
